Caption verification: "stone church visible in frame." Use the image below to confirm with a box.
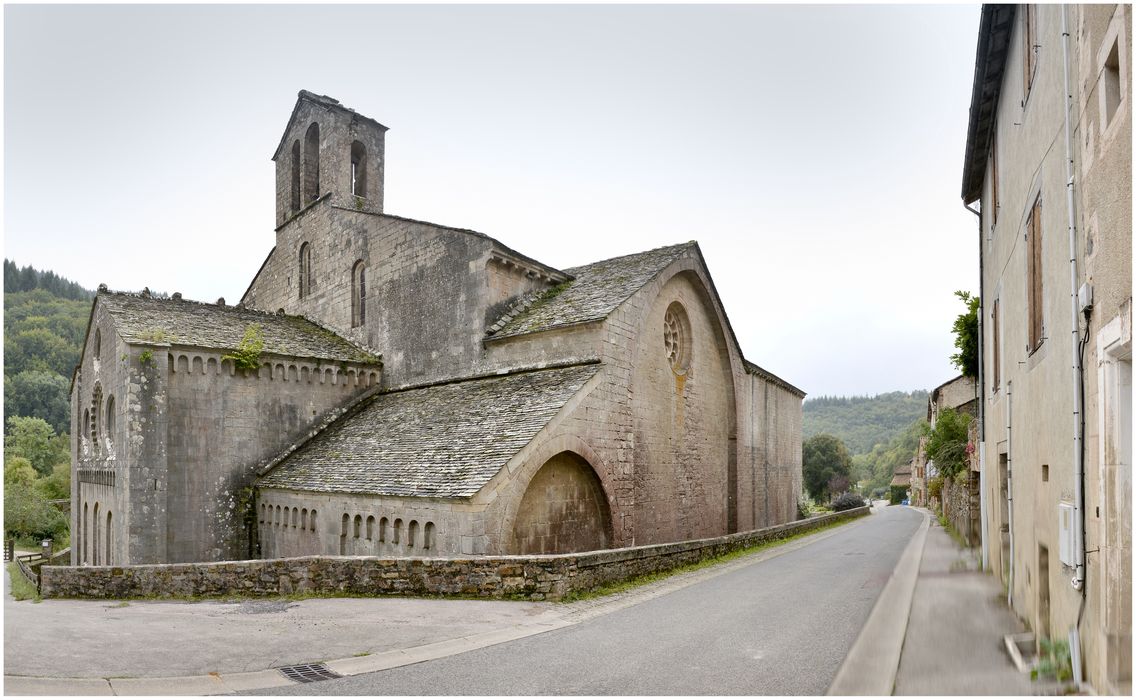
[70,91,804,566]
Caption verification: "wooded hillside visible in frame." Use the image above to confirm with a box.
[803,390,929,456]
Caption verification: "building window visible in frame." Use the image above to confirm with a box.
[663,302,692,375]
[1101,36,1123,131]
[94,329,101,359]
[393,518,402,545]
[991,299,1001,392]
[290,140,301,213]
[353,514,362,538]
[350,141,367,199]
[304,122,320,203]
[309,509,317,532]
[105,395,115,446]
[1027,195,1044,352]
[366,515,375,540]
[299,242,312,300]
[1023,4,1038,98]
[423,522,435,550]
[91,385,103,455]
[351,260,366,327]
[379,517,388,543]
[407,520,419,548]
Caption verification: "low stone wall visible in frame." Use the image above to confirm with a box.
[942,472,980,546]
[40,507,868,601]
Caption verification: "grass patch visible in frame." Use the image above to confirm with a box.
[559,516,857,603]
[7,562,41,602]
[352,652,371,657]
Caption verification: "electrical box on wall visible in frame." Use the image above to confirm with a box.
[1058,502,1076,566]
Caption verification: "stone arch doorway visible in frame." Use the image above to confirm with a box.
[511,451,613,554]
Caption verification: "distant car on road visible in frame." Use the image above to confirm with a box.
[901,498,910,506]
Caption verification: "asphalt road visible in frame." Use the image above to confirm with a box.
[252,506,923,696]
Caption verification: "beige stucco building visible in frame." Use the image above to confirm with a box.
[71,91,805,568]
[962,4,1131,692]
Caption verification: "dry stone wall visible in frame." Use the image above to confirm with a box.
[40,507,867,601]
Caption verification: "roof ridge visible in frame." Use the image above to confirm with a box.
[563,241,696,274]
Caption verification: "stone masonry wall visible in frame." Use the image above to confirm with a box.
[40,507,867,601]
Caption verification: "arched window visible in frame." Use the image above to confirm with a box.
[353,514,362,538]
[379,517,388,543]
[298,242,312,299]
[424,522,436,550]
[407,520,419,548]
[94,329,101,359]
[82,409,90,451]
[81,502,88,564]
[350,141,367,198]
[106,511,113,566]
[275,505,281,527]
[290,140,301,213]
[91,385,103,455]
[366,516,375,540]
[304,122,320,202]
[292,508,299,528]
[105,395,115,446]
[309,509,318,532]
[351,260,367,327]
[301,508,308,530]
[92,503,100,566]
[393,518,402,545]
[339,513,349,555]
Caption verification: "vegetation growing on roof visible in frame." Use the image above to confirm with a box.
[223,324,265,372]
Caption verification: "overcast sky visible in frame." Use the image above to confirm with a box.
[4,3,981,398]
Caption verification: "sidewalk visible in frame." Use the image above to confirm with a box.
[893,512,1064,695]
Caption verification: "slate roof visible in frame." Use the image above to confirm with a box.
[257,362,601,498]
[98,291,379,364]
[488,242,696,339]
[961,4,1017,203]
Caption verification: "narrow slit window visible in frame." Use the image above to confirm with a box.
[352,260,367,327]
[350,141,367,198]
[304,123,320,202]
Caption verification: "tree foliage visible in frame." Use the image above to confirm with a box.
[853,419,926,494]
[950,290,979,379]
[803,434,853,503]
[4,370,71,434]
[924,407,972,479]
[4,483,69,541]
[5,416,68,476]
[803,390,929,455]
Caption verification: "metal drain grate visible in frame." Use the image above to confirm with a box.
[277,663,342,683]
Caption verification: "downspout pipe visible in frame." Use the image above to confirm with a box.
[1060,3,1086,593]
[966,201,989,571]
[1007,381,1015,609]
[1060,5,1088,689]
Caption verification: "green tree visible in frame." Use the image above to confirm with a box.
[803,434,853,503]
[950,291,980,379]
[5,370,71,434]
[924,408,972,479]
[3,457,37,488]
[35,461,71,501]
[4,327,76,377]
[4,482,68,541]
[4,416,68,476]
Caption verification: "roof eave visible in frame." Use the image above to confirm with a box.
[961,4,1017,204]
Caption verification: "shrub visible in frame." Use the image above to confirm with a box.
[797,498,811,520]
[927,476,944,500]
[889,485,907,504]
[4,482,68,541]
[831,492,864,512]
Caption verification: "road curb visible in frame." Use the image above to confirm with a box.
[826,508,929,696]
